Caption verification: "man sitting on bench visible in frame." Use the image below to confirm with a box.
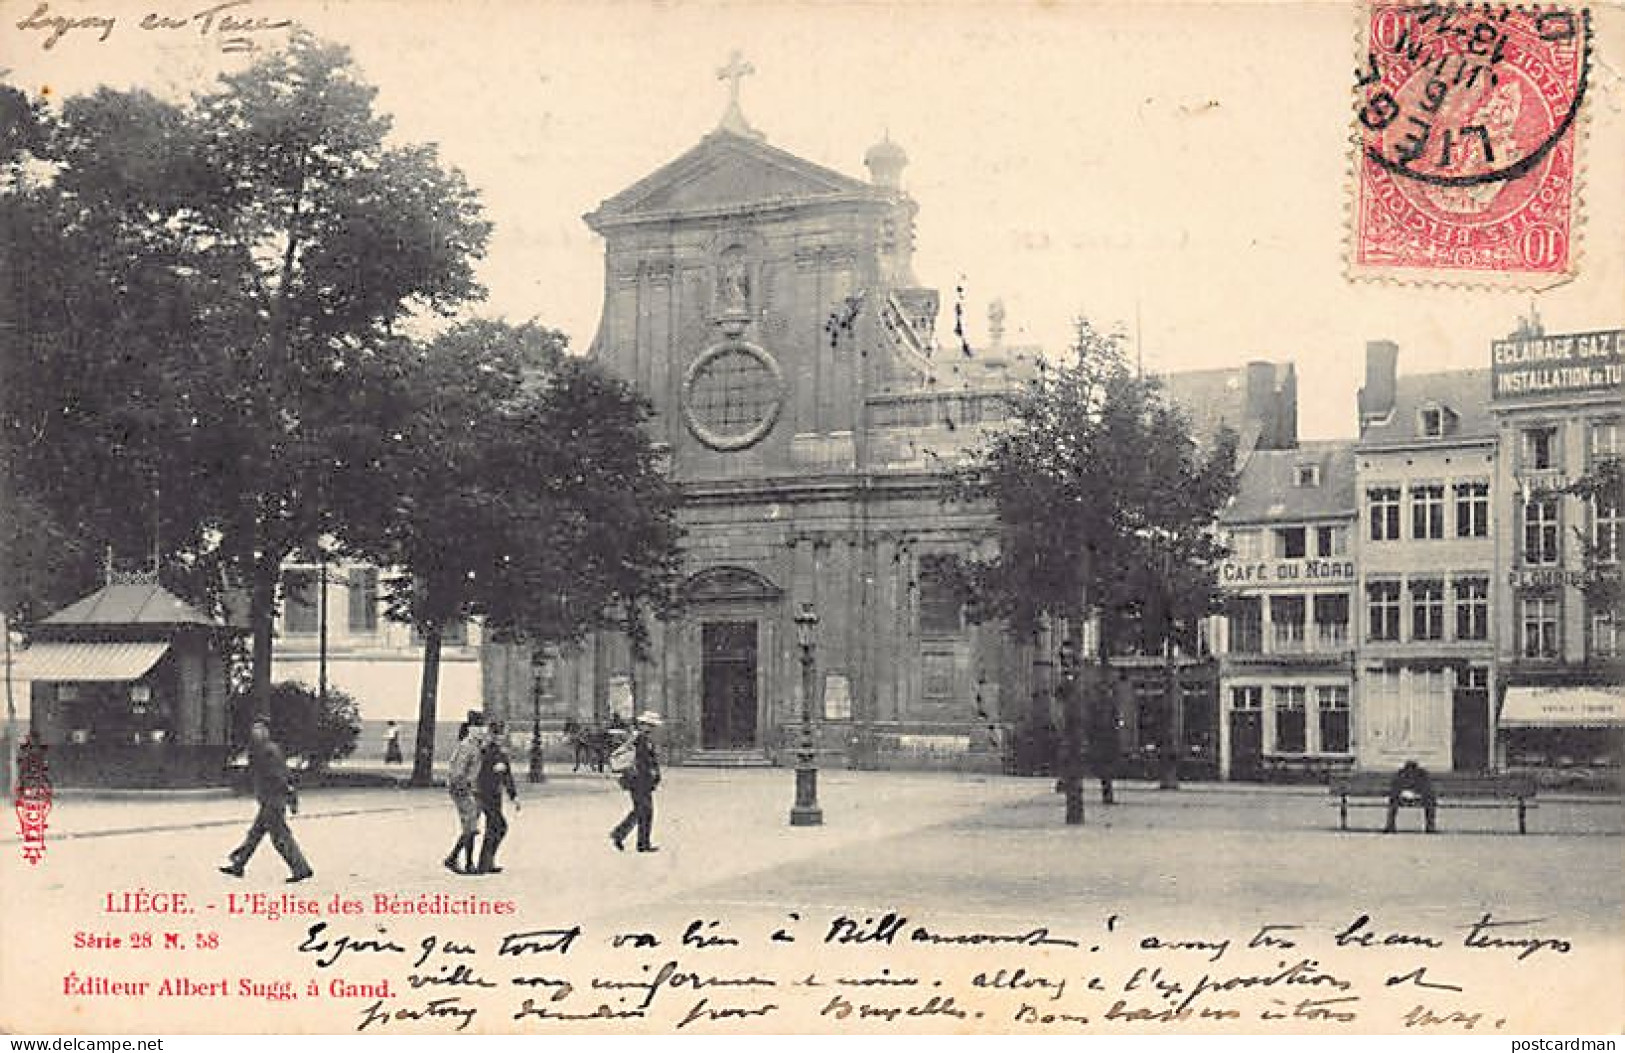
[1384,760,1437,834]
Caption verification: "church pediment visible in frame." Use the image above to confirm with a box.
[682,565,784,604]
[587,131,878,229]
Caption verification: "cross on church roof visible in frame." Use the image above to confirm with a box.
[715,50,763,139]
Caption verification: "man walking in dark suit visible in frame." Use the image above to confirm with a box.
[610,711,662,853]
[220,719,312,883]
[474,721,519,874]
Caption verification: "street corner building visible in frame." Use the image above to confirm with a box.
[479,91,1051,772]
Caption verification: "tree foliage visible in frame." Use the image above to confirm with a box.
[336,319,683,784]
[231,680,361,771]
[1,36,491,709]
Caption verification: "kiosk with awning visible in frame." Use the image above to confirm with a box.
[1499,683,1625,777]
[11,575,239,787]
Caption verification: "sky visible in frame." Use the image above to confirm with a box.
[8,0,1624,439]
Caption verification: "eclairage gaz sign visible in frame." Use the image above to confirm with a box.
[1490,328,1624,401]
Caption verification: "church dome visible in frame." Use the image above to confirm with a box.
[864,134,908,188]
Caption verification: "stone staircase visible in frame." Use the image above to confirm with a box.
[683,748,775,768]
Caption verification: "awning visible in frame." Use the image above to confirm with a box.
[1500,684,1625,728]
[7,641,171,682]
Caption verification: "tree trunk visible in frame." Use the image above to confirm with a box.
[249,551,279,719]
[1095,613,1116,806]
[1159,636,1181,789]
[1060,614,1085,826]
[410,623,443,787]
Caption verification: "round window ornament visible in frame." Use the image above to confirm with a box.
[681,341,785,451]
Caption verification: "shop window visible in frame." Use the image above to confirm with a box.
[1520,594,1560,659]
[281,569,318,634]
[1317,685,1350,753]
[1454,481,1490,538]
[1270,595,1305,651]
[1592,607,1622,660]
[1313,594,1349,649]
[1273,686,1306,752]
[1522,426,1559,470]
[1228,596,1262,653]
[1454,578,1489,640]
[1409,579,1445,641]
[1410,484,1444,540]
[1523,497,1561,566]
[347,567,379,632]
[1367,581,1400,642]
[1595,490,1621,566]
[1368,487,1401,542]
[1274,527,1307,559]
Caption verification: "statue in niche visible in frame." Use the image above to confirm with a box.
[720,254,750,315]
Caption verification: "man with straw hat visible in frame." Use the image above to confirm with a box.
[610,710,663,853]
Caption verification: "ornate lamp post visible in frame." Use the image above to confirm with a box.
[789,602,823,827]
[528,648,547,784]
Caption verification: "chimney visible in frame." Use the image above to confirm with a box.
[1359,340,1399,423]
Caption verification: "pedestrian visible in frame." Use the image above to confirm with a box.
[443,713,486,874]
[610,710,662,853]
[1384,759,1438,834]
[220,719,313,883]
[1088,697,1119,805]
[474,721,520,874]
[384,720,403,764]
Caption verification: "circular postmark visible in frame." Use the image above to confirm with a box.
[1357,5,1590,193]
[681,340,785,452]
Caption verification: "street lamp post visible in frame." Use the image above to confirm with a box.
[789,603,823,827]
[529,649,547,784]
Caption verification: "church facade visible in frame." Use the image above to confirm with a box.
[482,88,1044,769]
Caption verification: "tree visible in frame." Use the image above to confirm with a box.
[338,319,682,785]
[231,680,361,771]
[950,319,1238,823]
[0,36,491,705]
[1565,456,1623,616]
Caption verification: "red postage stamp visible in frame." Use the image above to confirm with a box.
[1351,4,1591,284]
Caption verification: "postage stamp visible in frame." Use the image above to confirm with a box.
[1350,4,1591,284]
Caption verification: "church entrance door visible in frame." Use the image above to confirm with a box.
[702,621,758,748]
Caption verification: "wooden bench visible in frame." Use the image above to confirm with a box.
[1329,771,1538,834]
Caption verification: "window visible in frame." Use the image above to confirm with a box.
[1410,484,1445,540]
[347,567,378,632]
[1454,482,1489,538]
[1367,581,1401,642]
[918,555,965,635]
[1231,685,1262,711]
[1313,594,1349,648]
[1295,464,1320,488]
[1273,686,1306,752]
[1420,406,1446,438]
[1274,527,1307,559]
[1317,685,1351,753]
[1230,530,1261,561]
[1410,579,1445,641]
[1368,487,1401,541]
[1520,594,1560,659]
[281,569,318,634]
[1592,606,1622,659]
[1522,426,1559,470]
[1316,525,1347,557]
[1454,578,1489,641]
[1595,489,1621,565]
[1270,595,1306,651]
[1461,666,1490,693]
[1523,497,1561,565]
[1228,596,1262,653]
[1589,420,1619,462]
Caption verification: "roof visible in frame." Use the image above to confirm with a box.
[8,641,172,682]
[1162,361,1296,458]
[44,582,216,628]
[585,129,882,229]
[1358,368,1495,447]
[1220,440,1359,524]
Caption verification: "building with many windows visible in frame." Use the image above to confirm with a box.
[1489,325,1624,776]
[1353,341,1498,773]
[1214,441,1357,780]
